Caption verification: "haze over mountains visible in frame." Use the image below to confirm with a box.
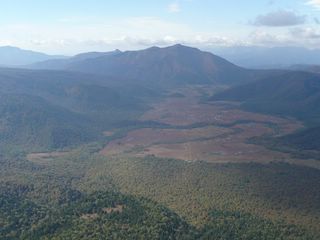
[210,46,320,69]
[0,46,66,66]
[29,44,255,86]
[3,44,320,70]
[29,50,122,70]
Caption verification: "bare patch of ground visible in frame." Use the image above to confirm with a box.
[103,131,115,137]
[103,205,125,214]
[101,126,230,156]
[27,152,69,163]
[141,95,302,135]
[80,213,99,220]
[142,135,288,163]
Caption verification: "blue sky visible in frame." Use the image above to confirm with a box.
[0,0,319,54]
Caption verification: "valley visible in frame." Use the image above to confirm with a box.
[101,85,319,169]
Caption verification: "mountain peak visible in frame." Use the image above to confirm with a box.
[145,44,198,53]
[167,44,197,50]
[171,43,187,48]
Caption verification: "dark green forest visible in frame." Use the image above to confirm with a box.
[1,147,319,239]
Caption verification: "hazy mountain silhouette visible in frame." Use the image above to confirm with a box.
[29,49,121,70]
[212,46,320,69]
[30,44,262,86]
[0,46,66,66]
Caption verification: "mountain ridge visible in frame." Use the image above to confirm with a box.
[0,46,66,66]
[212,46,320,69]
[28,44,269,86]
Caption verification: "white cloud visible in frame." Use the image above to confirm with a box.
[253,10,306,27]
[249,30,291,45]
[0,18,193,54]
[244,28,320,49]
[0,14,318,54]
[290,27,320,39]
[306,0,320,9]
[168,2,181,13]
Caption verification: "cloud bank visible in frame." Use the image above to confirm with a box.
[306,0,320,9]
[253,10,306,27]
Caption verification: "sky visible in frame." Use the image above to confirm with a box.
[0,0,319,54]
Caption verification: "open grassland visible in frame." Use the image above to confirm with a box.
[141,86,302,133]
[101,85,314,167]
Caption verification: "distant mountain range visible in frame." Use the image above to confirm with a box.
[28,44,277,86]
[211,46,320,69]
[3,45,320,69]
[29,49,122,70]
[0,46,66,66]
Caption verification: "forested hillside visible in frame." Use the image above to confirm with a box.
[0,68,158,152]
[211,71,320,124]
[1,150,319,239]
